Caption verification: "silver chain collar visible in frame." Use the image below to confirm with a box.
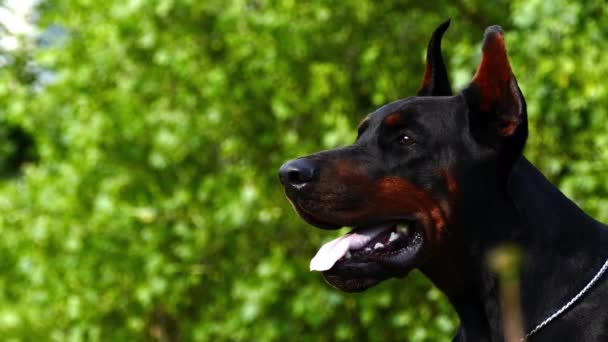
[522,256,608,340]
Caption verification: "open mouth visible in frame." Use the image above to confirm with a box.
[310,221,424,272]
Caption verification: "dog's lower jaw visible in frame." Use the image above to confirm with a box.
[321,274,384,292]
[322,266,413,292]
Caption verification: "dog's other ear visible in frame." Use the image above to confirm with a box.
[417,19,452,96]
[464,26,527,172]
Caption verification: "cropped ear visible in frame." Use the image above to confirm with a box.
[464,26,527,164]
[417,19,452,96]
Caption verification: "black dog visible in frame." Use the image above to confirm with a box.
[279,20,608,341]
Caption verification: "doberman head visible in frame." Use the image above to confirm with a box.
[279,20,527,293]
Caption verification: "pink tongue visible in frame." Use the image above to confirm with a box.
[309,225,389,272]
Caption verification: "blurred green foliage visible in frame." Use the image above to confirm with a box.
[0,0,606,341]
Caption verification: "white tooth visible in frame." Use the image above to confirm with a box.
[365,247,372,252]
[345,251,352,259]
[374,242,384,250]
[389,232,399,242]
[397,224,409,235]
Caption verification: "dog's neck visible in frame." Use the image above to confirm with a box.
[420,156,608,342]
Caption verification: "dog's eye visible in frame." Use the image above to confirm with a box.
[398,134,415,146]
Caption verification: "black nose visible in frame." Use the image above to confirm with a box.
[279,158,319,188]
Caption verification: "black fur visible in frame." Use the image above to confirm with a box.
[279,22,608,341]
